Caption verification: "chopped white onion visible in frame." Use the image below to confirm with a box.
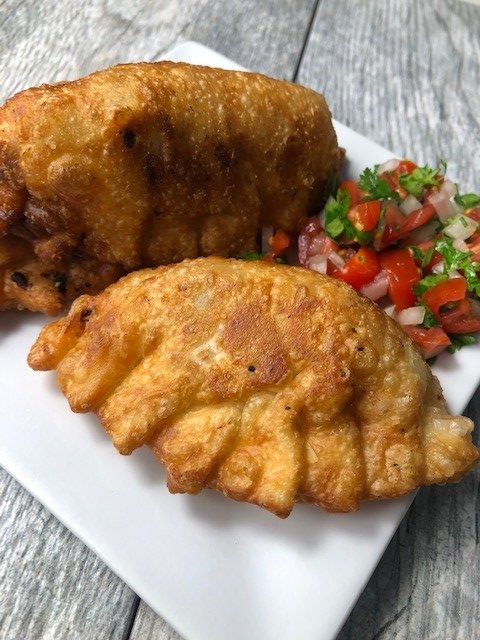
[398,306,425,326]
[383,304,397,318]
[360,270,389,301]
[307,254,328,274]
[261,226,273,253]
[440,179,457,199]
[452,238,470,252]
[448,270,461,279]
[377,158,400,174]
[428,189,456,222]
[400,194,422,215]
[444,215,478,241]
[327,251,345,269]
[450,199,464,217]
[432,261,445,274]
[318,209,326,228]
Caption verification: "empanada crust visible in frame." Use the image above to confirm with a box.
[28,258,479,517]
[0,62,341,313]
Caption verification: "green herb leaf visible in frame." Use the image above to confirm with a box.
[435,236,480,295]
[358,166,400,202]
[325,189,351,239]
[454,193,480,209]
[420,302,440,328]
[447,334,477,353]
[325,217,344,238]
[325,189,374,245]
[413,273,448,297]
[422,245,435,268]
[409,244,435,268]
[239,251,264,261]
[463,261,480,297]
[399,164,442,198]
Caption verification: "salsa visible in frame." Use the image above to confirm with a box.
[242,159,480,360]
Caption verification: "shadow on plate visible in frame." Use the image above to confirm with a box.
[0,310,48,344]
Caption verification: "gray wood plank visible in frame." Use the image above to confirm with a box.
[130,603,183,640]
[0,0,316,103]
[297,0,480,191]
[0,1,318,639]
[0,468,138,640]
[298,1,480,638]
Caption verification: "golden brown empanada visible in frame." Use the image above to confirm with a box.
[28,258,479,517]
[0,62,342,314]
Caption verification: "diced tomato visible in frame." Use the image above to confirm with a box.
[423,185,438,201]
[380,247,420,310]
[442,316,480,334]
[439,297,470,324]
[468,239,480,262]
[396,159,417,175]
[332,246,381,290]
[380,201,405,247]
[439,297,480,334]
[380,172,408,200]
[380,160,417,200]
[396,186,409,200]
[339,179,362,207]
[402,326,451,359]
[262,252,275,262]
[389,204,437,242]
[466,207,480,222]
[423,278,467,316]
[271,229,291,255]
[347,200,381,232]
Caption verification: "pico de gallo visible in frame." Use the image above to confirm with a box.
[241,159,480,360]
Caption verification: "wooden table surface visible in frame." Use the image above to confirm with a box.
[1,1,479,638]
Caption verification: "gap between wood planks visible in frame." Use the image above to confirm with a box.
[293,0,322,81]
[122,596,141,640]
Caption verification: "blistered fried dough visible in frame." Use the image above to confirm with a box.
[0,62,342,313]
[28,258,479,517]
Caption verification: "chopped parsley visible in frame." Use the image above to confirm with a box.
[409,244,435,269]
[239,251,263,260]
[413,273,448,297]
[447,334,477,353]
[435,237,480,296]
[325,189,372,244]
[358,166,400,202]
[399,164,442,198]
[325,189,351,239]
[454,193,480,209]
[419,302,440,328]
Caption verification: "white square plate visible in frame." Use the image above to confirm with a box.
[1,41,479,640]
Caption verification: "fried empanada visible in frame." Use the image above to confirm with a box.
[0,62,342,314]
[28,258,479,517]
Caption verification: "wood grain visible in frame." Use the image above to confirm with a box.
[0,0,316,103]
[297,0,480,191]
[299,1,480,638]
[0,1,317,639]
[1,0,480,639]
[0,468,138,640]
[130,604,183,640]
